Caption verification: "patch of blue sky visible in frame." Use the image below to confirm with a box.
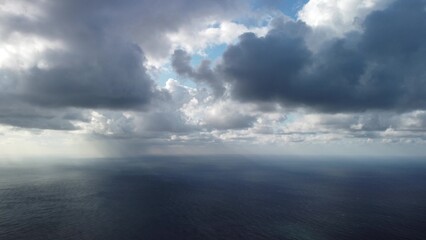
[155,44,228,88]
[152,63,176,87]
[153,63,197,88]
[191,43,228,65]
[205,43,228,61]
[286,113,298,122]
[190,54,203,66]
[250,0,308,19]
[283,112,299,125]
[232,13,271,29]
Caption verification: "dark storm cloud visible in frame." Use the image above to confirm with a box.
[0,0,244,130]
[220,0,426,112]
[172,50,225,97]
[21,41,154,109]
[0,1,156,110]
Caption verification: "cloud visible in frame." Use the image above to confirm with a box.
[2,0,426,156]
[0,0,245,130]
[282,109,426,143]
[0,99,88,130]
[200,101,258,130]
[220,0,426,112]
[168,20,269,55]
[0,0,247,60]
[298,0,394,35]
[21,41,155,109]
[172,49,225,97]
[82,79,200,140]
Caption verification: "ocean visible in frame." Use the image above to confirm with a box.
[0,156,425,240]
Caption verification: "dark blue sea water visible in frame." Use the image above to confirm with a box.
[0,156,425,240]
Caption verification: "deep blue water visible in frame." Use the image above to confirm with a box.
[0,156,425,240]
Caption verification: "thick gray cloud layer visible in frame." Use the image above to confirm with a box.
[23,42,154,109]
[221,0,426,112]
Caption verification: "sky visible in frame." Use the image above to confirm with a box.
[1,0,426,158]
